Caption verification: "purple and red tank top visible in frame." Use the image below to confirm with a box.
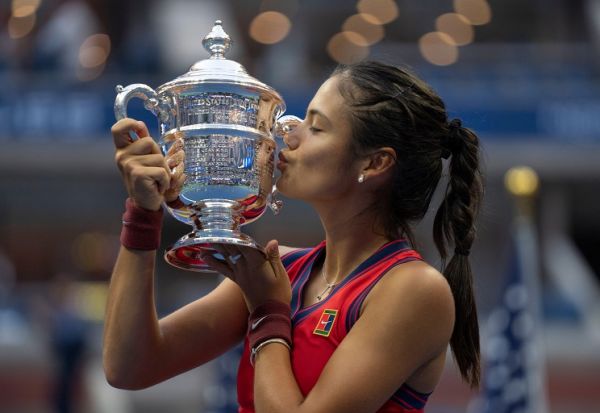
[237,239,433,412]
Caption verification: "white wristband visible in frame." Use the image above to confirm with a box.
[250,338,291,366]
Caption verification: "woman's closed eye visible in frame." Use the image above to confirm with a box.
[309,126,323,133]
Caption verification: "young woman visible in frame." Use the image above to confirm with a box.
[104,61,483,413]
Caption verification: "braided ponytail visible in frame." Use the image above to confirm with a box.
[433,120,483,387]
[332,61,483,388]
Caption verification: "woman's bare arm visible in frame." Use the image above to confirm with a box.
[104,118,250,389]
[103,246,248,389]
[102,241,297,390]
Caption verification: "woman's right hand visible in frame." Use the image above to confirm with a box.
[111,118,185,211]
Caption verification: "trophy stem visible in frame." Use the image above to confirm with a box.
[164,200,261,272]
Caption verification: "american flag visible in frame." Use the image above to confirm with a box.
[471,215,549,413]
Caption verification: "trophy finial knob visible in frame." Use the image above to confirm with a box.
[202,20,231,59]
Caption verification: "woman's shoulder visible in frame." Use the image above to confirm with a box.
[278,245,302,256]
[385,260,453,307]
[387,259,449,290]
[278,245,316,270]
[364,260,455,336]
[278,241,326,264]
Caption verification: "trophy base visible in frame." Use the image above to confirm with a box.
[164,229,262,272]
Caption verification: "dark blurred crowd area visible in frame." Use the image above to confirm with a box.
[1,0,156,74]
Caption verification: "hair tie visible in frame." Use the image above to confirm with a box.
[449,118,462,131]
[441,118,464,160]
[441,148,452,160]
[454,247,471,256]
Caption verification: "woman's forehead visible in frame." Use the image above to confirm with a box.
[308,76,346,116]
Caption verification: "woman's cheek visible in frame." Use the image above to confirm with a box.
[276,168,314,199]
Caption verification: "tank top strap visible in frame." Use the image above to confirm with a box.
[389,383,432,410]
[343,246,422,332]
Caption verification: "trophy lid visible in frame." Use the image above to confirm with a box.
[158,20,285,111]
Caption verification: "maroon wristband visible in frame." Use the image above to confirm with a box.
[120,198,163,250]
[247,300,292,350]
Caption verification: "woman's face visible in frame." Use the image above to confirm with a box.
[276,75,362,202]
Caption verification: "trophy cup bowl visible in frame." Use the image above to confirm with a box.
[114,20,301,272]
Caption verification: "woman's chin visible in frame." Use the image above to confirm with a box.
[274,180,298,199]
[275,180,289,196]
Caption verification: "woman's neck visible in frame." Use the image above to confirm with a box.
[313,199,392,285]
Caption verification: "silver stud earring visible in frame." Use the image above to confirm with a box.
[358,174,365,183]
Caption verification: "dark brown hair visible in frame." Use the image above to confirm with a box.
[333,61,483,387]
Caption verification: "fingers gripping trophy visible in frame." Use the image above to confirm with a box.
[114,20,300,271]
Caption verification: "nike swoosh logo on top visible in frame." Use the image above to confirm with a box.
[251,315,269,331]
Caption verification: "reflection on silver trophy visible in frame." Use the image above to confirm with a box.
[114,20,301,271]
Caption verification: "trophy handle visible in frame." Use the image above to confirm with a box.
[268,115,303,215]
[274,115,302,141]
[269,185,283,215]
[114,83,175,141]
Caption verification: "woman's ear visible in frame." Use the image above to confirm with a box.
[360,147,397,180]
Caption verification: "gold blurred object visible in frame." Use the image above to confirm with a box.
[357,0,399,25]
[453,0,492,26]
[504,166,539,197]
[505,166,539,219]
[249,11,291,44]
[73,282,109,322]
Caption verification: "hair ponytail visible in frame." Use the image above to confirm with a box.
[332,62,484,387]
[433,121,483,387]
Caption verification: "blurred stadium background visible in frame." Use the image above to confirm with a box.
[1,0,599,412]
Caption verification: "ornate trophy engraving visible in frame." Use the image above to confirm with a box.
[114,20,300,271]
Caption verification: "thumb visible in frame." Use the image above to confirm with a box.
[112,118,150,149]
[134,120,150,138]
[265,239,287,279]
[265,239,280,261]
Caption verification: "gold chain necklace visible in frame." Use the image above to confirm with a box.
[316,267,338,301]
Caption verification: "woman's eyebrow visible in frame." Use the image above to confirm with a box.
[307,108,332,126]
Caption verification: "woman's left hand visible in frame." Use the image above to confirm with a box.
[200,240,292,311]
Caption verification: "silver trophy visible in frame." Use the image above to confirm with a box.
[114,20,300,271]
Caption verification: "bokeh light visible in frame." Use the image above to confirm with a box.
[259,0,299,16]
[76,33,111,81]
[504,166,540,197]
[453,0,492,26]
[8,13,36,39]
[249,11,292,44]
[72,282,109,322]
[356,0,399,25]
[342,13,385,46]
[327,32,370,64]
[436,13,474,46]
[79,34,111,68]
[11,0,41,18]
[419,32,459,66]
[71,231,119,273]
